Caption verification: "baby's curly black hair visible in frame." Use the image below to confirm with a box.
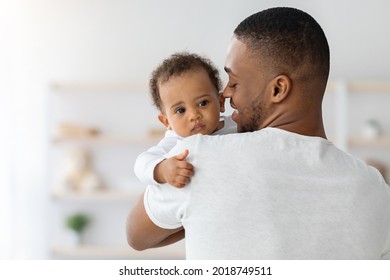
[149,52,222,112]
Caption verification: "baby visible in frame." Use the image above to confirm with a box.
[134,52,236,188]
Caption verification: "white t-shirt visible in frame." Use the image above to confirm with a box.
[134,115,236,186]
[144,127,390,259]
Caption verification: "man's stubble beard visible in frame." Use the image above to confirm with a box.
[238,96,264,133]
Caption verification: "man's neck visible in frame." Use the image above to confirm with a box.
[262,112,327,139]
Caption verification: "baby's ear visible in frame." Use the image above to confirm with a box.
[218,92,226,113]
[158,113,171,130]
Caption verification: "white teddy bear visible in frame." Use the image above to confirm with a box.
[63,149,104,192]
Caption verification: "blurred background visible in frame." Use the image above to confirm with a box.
[0,0,389,259]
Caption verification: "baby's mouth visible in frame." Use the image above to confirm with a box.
[192,123,205,132]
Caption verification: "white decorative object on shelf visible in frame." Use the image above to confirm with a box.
[62,149,105,192]
[361,119,381,139]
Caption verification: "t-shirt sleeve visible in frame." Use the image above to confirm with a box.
[382,222,390,259]
[381,181,390,260]
[143,137,197,229]
[382,248,390,259]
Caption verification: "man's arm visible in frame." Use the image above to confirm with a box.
[126,193,184,251]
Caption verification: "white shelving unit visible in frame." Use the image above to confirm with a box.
[46,81,183,259]
[326,80,390,182]
[47,80,389,259]
[329,80,390,146]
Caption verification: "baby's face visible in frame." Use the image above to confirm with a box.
[158,69,222,137]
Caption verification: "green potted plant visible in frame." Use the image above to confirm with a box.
[65,212,90,245]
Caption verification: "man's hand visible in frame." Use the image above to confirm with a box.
[153,149,194,188]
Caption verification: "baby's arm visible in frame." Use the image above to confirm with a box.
[134,133,177,186]
[134,132,193,188]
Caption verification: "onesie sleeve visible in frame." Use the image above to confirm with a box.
[134,130,181,186]
[144,184,189,229]
[143,135,198,229]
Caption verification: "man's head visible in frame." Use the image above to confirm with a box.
[223,7,330,134]
[150,52,224,137]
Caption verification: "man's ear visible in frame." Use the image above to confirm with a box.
[271,75,291,103]
[158,113,171,130]
[218,92,226,113]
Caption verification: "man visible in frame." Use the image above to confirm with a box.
[127,7,390,259]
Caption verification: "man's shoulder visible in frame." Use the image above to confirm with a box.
[167,132,249,156]
[189,132,261,154]
[165,134,199,158]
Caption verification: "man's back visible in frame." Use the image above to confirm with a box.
[144,128,390,259]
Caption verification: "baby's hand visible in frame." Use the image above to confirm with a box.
[154,150,194,188]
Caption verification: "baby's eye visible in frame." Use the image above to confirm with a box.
[199,100,208,107]
[175,107,185,114]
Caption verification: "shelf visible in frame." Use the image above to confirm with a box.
[325,80,390,93]
[50,82,148,92]
[347,81,390,93]
[349,136,390,148]
[52,244,185,259]
[52,190,142,202]
[52,133,164,146]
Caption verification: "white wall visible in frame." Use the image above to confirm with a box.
[6,0,390,83]
[1,0,390,259]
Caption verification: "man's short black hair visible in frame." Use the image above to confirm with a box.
[234,7,330,83]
